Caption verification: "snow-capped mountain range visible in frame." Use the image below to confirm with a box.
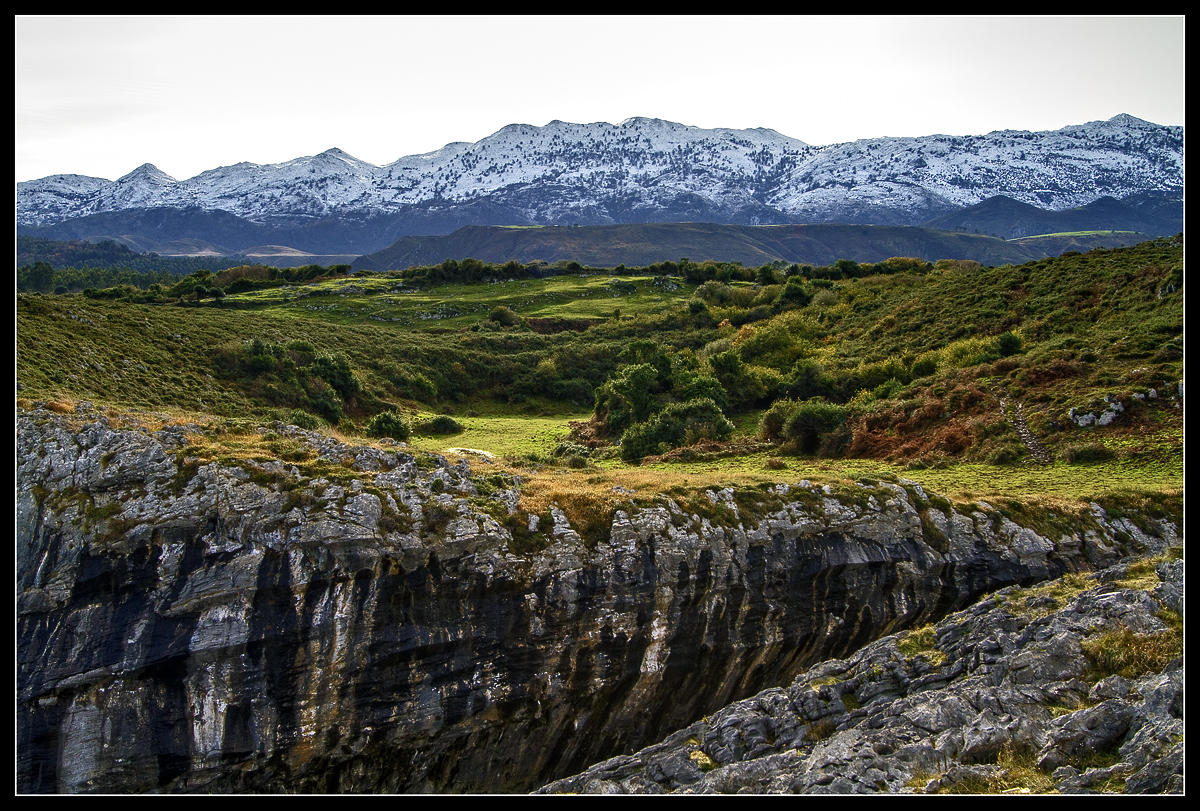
[17,115,1183,249]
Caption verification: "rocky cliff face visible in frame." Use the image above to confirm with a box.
[538,554,1183,795]
[15,404,1179,794]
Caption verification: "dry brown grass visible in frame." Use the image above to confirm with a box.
[1082,623,1182,681]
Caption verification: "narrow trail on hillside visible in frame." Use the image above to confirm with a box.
[999,394,1054,465]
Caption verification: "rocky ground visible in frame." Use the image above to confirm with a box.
[537,550,1184,795]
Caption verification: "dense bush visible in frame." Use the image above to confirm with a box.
[670,369,729,412]
[781,397,849,454]
[909,354,939,379]
[218,339,365,424]
[287,409,326,430]
[695,280,734,305]
[988,444,1025,465]
[783,357,837,401]
[489,305,519,326]
[708,350,767,410]
[417,415,464,435]
[777,276,812,308]
[305,378,345,424]
[381,364,438,401]
[758,397,798,442]
[619,397,733,461]
[872,377,905,401]
[849,357,910,394]
[366,410,411,440]
[309,353,360,400]
[993,331,1024,357]
[592,363,663,437]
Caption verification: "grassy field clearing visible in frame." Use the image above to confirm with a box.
[219,272,693,328]
[400,407,1182,506]
[405,411,587,459]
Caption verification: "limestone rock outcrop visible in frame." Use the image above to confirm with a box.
[537,555,1183,794]
[16,404,1179,794]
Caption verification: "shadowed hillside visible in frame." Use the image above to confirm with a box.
[352,222,1116,271]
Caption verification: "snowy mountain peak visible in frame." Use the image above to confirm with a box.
[620,116,670,128]
[311,147,374,169]
[117,163,176,184]
[16,116,1183,230]
[1108,113,1151,126]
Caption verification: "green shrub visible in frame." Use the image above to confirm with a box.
[367,410,411,440]
[621,339,673,380]
[872,377,904,401]
[733,319,813,370]
[988,444,1024,465]
[708,350,766,410]
[554,440,592,459]
[305,378,344,424]
[417,415,464,435]
[695,280,733,305]
[545,377,593,406]
[287,409,325,430]
[759,397,798,442]
[940,335,998,369]
[852,357,909,392]
[752,284,782,307]
[672,370,729,412]
[489,305,519,326]
[593,363,661,436]
[783,397,848,455]
[286,340,317,363]
[810,287,839,308]
[620,397,734,461]
[310,353,360,400]
[783,358,835,401]
[778,276,811,307]
[993,331,1024,357]
[909,355,938,379]
[384,366,438,402]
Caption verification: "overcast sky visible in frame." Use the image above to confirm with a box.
[14,15,1186,183]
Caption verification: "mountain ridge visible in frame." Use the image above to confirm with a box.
[17,115,1182,256]
[352,221,1159,271]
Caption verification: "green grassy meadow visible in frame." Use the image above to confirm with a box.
[219,272,692,328]
[17,236,1183,520]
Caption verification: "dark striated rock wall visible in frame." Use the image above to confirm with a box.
[537,555,1184,794]
[15,405,1178,794]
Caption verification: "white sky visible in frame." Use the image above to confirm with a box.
[14,14,1186,183]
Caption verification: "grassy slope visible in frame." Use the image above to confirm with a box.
[16,237,1183,520]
